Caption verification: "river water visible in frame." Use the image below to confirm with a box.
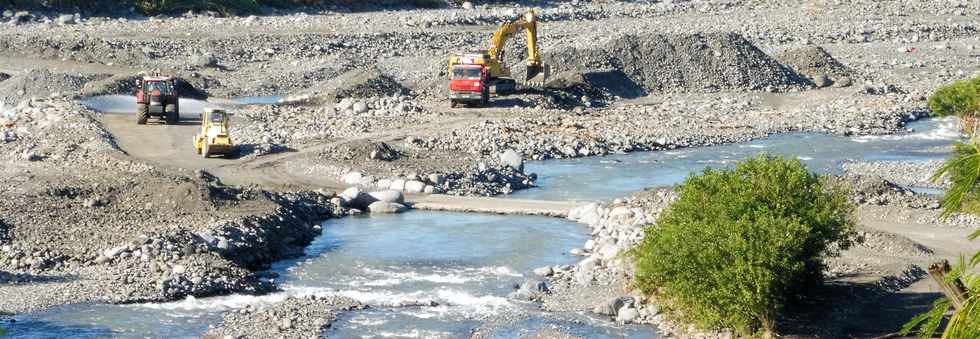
[2,117,964,338]
[515,117,963,201]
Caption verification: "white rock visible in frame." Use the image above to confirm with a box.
[56,14,75,25]
[389,179,406,191]
[499,149,524,171]
[533,266,553,277]
[340,187,361,201]
[583,239,596,251]
[368,190,404,204]
[616,307,639,324]
[343,171,363,185]
[404,180,425,193]
[353,101,368,114]
[172,264,187,275]
[367,201,407,214]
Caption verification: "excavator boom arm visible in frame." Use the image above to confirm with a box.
[487,11,542,67]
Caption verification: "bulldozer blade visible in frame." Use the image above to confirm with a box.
[525,65,549,87]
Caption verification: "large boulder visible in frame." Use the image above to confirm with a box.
[593,296,633,316]
[508,279,550,301]
[367,201,407,214]
[616,306,639,324]
[368,190,404,204]
[370,142,399,161]
[404,180,425,193]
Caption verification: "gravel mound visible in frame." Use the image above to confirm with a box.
[298,66,408,104]
[543,32,811,93]
[855,228,934,257]
[0,69,102,103]
[774,46,854,86]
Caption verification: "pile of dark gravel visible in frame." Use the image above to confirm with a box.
[540,32,812,94]
[774,46,854,87]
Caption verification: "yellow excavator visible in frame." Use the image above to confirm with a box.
[448,10,548,107]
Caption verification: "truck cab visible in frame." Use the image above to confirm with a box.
[448,64,490,108]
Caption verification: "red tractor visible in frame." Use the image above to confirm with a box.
[448,63,490,108]
[135,76,180,125]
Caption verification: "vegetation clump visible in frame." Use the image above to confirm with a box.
[928,76,980,118]
[630,155,855,336]
[932,141,980,217]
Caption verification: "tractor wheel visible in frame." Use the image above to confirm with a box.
[202,142,210,158]
[136,104,149,125]
[165,105,178,124]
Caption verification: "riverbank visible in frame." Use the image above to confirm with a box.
[548,175,978,337]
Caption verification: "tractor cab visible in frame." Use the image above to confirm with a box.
[135,76,180,125]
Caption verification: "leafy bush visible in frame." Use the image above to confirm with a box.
[630,155,856,336]
[928,76,980,118]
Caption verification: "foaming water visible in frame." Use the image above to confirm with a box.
[514,118,965,201]
[4,212,617,338]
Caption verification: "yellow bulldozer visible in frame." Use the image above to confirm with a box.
[448,9,548,107]
[194,108,235,158]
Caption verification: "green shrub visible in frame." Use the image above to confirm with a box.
[630,155,856,336]
[928,76,980,118]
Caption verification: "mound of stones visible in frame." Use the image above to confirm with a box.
[774,46,854,88]
[296,66,408,105]
[542,32,811,95]
[0,69,101,103]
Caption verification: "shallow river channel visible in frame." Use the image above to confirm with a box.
[2,115,963,338]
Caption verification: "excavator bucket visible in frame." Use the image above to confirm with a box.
[525,64,549,87]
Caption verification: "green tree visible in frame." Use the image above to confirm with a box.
[630,155,855,336]
[931,141,980,217]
